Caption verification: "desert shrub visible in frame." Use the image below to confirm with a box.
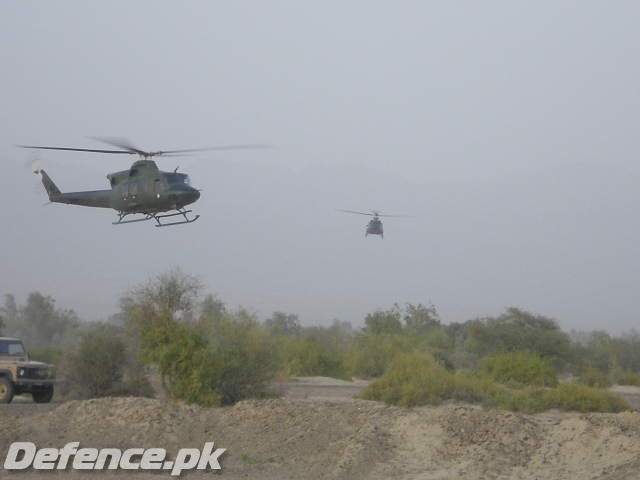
[478,351,558,387]
[360,352,453,406]
[143,320,220,405]
[577,367,612,388]
[500,383,631,413]
[615,371,640,386]
[345,333,417,378]
[123,271,281,406]
[449,372,504,404]
[360,352,500,406]
[416,326,453,351]
[62,323,151,399]
[138,313,280,406]
[447,349,481,371]
[278,335,349,380]
[206,318,281,405]
[28,345,63,365]
[360,351,628,413]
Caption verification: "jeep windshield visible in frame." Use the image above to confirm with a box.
[0,340,26,356]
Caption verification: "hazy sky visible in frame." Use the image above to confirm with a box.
[1,1,639,333]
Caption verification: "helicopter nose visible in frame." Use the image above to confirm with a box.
[169,185,200,207]
[182,186,200,205]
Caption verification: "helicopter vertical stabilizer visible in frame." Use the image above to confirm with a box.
[37,169,62,200]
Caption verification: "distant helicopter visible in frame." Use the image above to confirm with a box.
[20,138,266,227]
[338,209,411,238]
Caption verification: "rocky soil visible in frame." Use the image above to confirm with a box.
[0,379,639,479]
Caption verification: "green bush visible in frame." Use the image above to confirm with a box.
[361,352,505,407]
[449,372,503,405]
[616,371,640,386]
[500,383,631,413]
[62,324,151,399]
[138,313,280,406]
[345,333,417,378]
[278,335,349,380]
[577,367,612,388]
[206,318,281,405]
[361,352,452,406]
[28,346,63,365]
[360,352,498,406]
[478,351,558,387]
[360,352,629,413]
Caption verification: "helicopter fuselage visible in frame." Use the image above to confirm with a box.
[40,160,200,215]
[366,217,384,237]
[107,160,200,214]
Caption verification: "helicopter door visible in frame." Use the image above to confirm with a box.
[153,179,162,197]
[128,181,138,200]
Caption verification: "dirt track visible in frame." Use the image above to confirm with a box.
[1,379,640,479]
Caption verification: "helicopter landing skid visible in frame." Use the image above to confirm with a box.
[153,209,200,227]
[113,209,200,227]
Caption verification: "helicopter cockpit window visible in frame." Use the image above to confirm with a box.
[165,173,190,185]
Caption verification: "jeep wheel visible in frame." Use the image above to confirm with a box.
[0,378,14,404]
[32,386,54,404]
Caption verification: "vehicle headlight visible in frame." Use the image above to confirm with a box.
[18,368,25,377]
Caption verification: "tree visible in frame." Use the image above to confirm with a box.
[403,303,440,333]
[200,294,226,322]
[122,270,280,406]
[19,292,79,348]
[265,312,301,336]
[364,306,402,335]
[0,295,18,335]
[124,268,202,322]
[463,307,572,366]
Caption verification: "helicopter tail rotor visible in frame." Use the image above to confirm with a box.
[25,151,42,174]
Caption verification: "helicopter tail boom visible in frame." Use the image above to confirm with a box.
[36,169,111,208]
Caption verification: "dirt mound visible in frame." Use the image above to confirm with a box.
[1,387,640,479]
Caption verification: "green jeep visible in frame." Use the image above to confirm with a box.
[0,337,55,403]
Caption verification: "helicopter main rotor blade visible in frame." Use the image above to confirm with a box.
[19,139,271,159]
[157,144,272,155]
[337,209,375,216]
[89,137,149,156]
[18,145,134,155]
[374,211,414,218]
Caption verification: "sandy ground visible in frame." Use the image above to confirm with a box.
[1,379,639,479]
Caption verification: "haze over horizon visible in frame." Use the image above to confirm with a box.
[1,2,639,333]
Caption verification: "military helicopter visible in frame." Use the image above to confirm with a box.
[20,138,265,227]
[337,209,411,238]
